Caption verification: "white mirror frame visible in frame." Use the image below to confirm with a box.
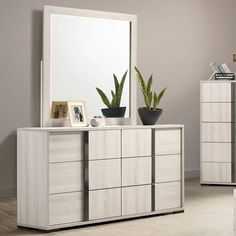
[41,5,137,127]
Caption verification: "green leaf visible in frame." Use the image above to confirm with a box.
[147,75,153,94]
[156,88,167,106]
[113,74,119,94]
[111,90,116,107]
[134,67,146,94]
[147,92,153,110]
[96,87,111,108]
[116,70,127,107]
[153,92,158,109]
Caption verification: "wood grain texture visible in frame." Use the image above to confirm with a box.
[155,182,181,211]
[155,129,181,155]
[122,129,151,157]
[49,162,83,194]
[89,188,121,220]
[201,162,231,183]
[89,130,121,160]
[122,185,151,215]
[49,192,83,225]
[89,159,121,190]
[17,130,48,228]
[155,155,181,183]
[122,157,151,186]
[201,143,231,163]
[49,132,83,162]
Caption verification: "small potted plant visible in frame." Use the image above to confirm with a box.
[134,67,166,125]
[96,70,127,118]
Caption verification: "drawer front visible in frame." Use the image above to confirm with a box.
[122,129,151,157]
[122,157,151,186]
[202,162,231,183]
[89,130,121,160]
[89,188,121,220]
[155,182,181,211]
[49,133,83,162]
[49,162,83,194]
[89,159,121,190]
[155,129,181,155]
[201,103,232,122]
[49,192,83,225]
[201,123,231,142]
[201,82,232,102]
[202,143,231,163]
[155,155,181,183]
[122,185,151,216]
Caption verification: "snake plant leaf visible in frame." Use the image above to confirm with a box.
[134,67,146,94]
[111,90,116,107]
[147,92,153,110]
[113,74,119,94]
[156,88,167,106]
[116,70,127,107]
[153,92,158,109]
[96,87,111,108]
[147,75,153,94]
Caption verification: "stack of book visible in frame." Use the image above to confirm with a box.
[215,73,235,80]
[209,63,235,81]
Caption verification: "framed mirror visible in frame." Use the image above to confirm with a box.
[41,6,137,126]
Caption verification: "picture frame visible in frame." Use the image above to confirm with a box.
[68,101,88,127]
[51,101,68,119]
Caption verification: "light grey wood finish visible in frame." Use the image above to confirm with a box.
[89,188,121,220]
[155,181,181,210]
[89,159,121,190]
[122,185,151,215]
[122,157,151,186]
[155,155,181,183]
[49,133,83,162]
[201,103,233,122]
[155,129,181,155]
[201,143,231,163]
[17,131,48,228]
[201,162,231,183]
[122,129,151,157]
[89,130,121,160]
[49,162,83,194]
[201,82,232,102]
[201,123,231,142]
[49,192,83,225]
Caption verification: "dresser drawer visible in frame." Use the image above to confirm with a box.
[89,159,121,190]
[201,82,233,102]
[122,157,151,186]
[155,155,181,183]
[89,130,121,160]
[155,129,181,155]
[49,192,83,225]
[202,143,231,163]
[122,185,151,216]
[89,188,121,220]
[49,162,83,194]
[49,133,83,162]
[201,162,231,183]
[122,129,151,157]
[155,182,181,211]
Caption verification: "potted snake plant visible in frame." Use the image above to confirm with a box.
[96,70,127,117]
[134,67,166,125]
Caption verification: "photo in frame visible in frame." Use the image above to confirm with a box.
[68,101,88,127]
[51,101,68,119]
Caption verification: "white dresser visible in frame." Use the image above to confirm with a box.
[200,81,236,184]
[17,124,184,230]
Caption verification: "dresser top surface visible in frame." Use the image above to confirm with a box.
[200,80,236,83]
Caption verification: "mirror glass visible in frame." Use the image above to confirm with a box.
[50,14,130,118]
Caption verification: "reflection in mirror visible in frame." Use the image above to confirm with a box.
[50,14,130,118]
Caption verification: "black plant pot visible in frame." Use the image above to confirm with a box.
[101,107,126,118]
[138,107,163,125]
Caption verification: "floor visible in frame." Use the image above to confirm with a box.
[0,178,235,236]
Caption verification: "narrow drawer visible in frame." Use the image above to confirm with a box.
[122,157,151,186]
[89,130,121,160]
[201,82,232,102]
[155,129,181,155]
[202,143,231,163]
[201,123,231,142]
[122,129,151,157]
[201,162,231,183]
[49,133,83,162]
[155,155,181,183]
[49,192,83,225]
[122,185,151,216]
[155,181,181,211]
[49,162,83,194]
[89,188,121,220]
[89,159,121,190]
